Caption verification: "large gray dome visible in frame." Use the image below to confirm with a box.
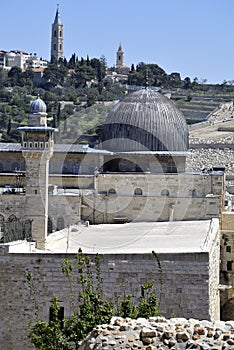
[101,89,189,152]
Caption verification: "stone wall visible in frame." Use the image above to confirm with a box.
[81,173,224,223]
[0,248,218,350]
[220,212,234,319]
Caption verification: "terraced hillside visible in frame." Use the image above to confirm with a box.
[171,91,234,124]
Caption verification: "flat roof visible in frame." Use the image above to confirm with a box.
[27,219,219,254]
[0,143,189,156]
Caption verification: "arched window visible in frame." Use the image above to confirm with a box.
[166,159,177,173]
[57,217,65,231]
[108,188,117,195]
[54,30,57,37]
[7,214,17,222]
[161,189,170,197]
[134,188,143,196]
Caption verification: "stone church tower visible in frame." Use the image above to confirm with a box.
[116,43,124,68]
[51,4,64,62]
[18,98,56,249]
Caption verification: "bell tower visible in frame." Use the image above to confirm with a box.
[51,4,64,62]
[116,43,124,68]
[18,98,57,249]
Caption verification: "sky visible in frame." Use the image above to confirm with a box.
[1,0,234,84]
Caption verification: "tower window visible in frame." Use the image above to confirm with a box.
[226,246,232,253]
[54,30,57,37]
[54,44,56,50]
[227,261,233,271]
[60,44,62,51]
[59,30,62,37]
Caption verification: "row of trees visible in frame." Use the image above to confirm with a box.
[128,62,203,90]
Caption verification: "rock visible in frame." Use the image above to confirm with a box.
[176,331,190,342]
[140,327,157,338]
[194,326,206,335]
[78,317,234,350]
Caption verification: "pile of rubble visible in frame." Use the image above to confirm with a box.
[186,148,234,176]
[79,316,234,350]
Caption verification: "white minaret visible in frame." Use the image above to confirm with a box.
[51,4,64,62]
[18,98,56,249]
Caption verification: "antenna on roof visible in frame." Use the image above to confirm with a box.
[145,67,149,89]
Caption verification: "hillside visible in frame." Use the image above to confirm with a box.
[171,91,234,124]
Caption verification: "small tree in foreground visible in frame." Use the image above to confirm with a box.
[28,249,162,350]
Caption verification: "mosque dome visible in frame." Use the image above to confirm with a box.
[30,97,47,115]
[101,89,189,152]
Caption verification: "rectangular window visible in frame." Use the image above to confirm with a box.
[227,261,232,271]
[226,246,231,253]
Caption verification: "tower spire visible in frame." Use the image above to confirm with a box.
[54,4,61,24]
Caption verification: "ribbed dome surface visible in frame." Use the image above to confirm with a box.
[30,98,47,114]
[101,89,189,152]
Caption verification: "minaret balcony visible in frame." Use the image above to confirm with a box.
[22,140,54,150]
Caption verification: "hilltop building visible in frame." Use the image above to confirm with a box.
[115,43,130,75]
[0,50,47,71]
